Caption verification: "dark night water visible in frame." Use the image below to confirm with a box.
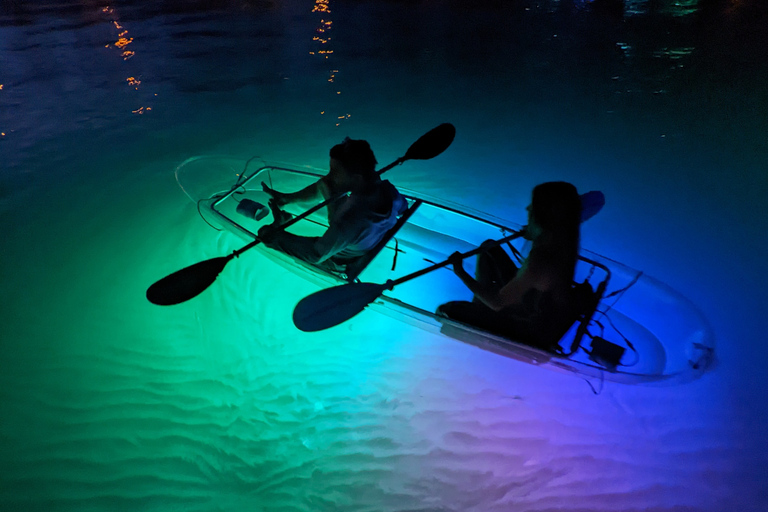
[1,1,766,510]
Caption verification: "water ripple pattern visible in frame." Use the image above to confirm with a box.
[1,1,766,511]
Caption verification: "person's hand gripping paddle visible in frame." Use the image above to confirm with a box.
[146,123,457,306]
[292,191,605,332]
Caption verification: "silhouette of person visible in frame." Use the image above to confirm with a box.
[437,181,582,350]
[258,138,407,271]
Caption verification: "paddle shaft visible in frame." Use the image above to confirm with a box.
[147,124,455,306]
[382,189,603,291]
[232,122,456,259]
[384,231,525,291]
[229,157,407,261]
[293,189,603,329]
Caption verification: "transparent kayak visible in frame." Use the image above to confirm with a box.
[176,155,716,386]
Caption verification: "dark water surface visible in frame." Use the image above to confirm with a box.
[1,1,767,510]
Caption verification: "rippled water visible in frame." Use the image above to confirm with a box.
[1,1,767,510]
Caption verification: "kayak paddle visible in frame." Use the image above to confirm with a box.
[146,123,457,306]
[292,191,606,332]
[292,231,525,332]
[579,190,604,223]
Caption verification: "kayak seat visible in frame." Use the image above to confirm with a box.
[513,281,598,352]
[437,260,610,356]
[342,199,423,282]
[504,280,605,353]
[564,272,609,356]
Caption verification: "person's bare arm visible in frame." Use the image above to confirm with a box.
[262,176,332,206]
[451,253,548,311]
[494,259,553,310]
[449,252,508,311]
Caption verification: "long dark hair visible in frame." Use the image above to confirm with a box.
[529,181,581,284]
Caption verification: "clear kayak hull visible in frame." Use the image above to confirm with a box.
[175,156,716,385]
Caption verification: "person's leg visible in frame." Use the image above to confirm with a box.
[266,233,346,273]
[438,300,543,345]
[436,300,508,335]
[267,233,322,263]
[268,198,293,225]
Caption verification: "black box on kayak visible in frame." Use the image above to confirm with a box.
[236,199,268,221]
[589,336,625,371]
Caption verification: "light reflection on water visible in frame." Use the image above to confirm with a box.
[1,1,767,511]
[4,0,761,159]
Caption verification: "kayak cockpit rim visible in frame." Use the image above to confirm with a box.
[203,164,614,360]
[207,164,523,240]
[179,159,716,385]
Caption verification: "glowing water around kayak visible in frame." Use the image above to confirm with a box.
[170,153,716,385]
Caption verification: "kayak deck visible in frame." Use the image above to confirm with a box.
[176,156,716,385]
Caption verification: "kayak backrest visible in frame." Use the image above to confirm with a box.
[564,257,611,355]
[343,199,423,282]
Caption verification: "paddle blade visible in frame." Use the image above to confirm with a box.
[293,282,388,332]
[580,191,605,223]
[147,256,231,305]
[404,123,456,161]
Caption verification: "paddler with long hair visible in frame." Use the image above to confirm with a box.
[437,181,583,350]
